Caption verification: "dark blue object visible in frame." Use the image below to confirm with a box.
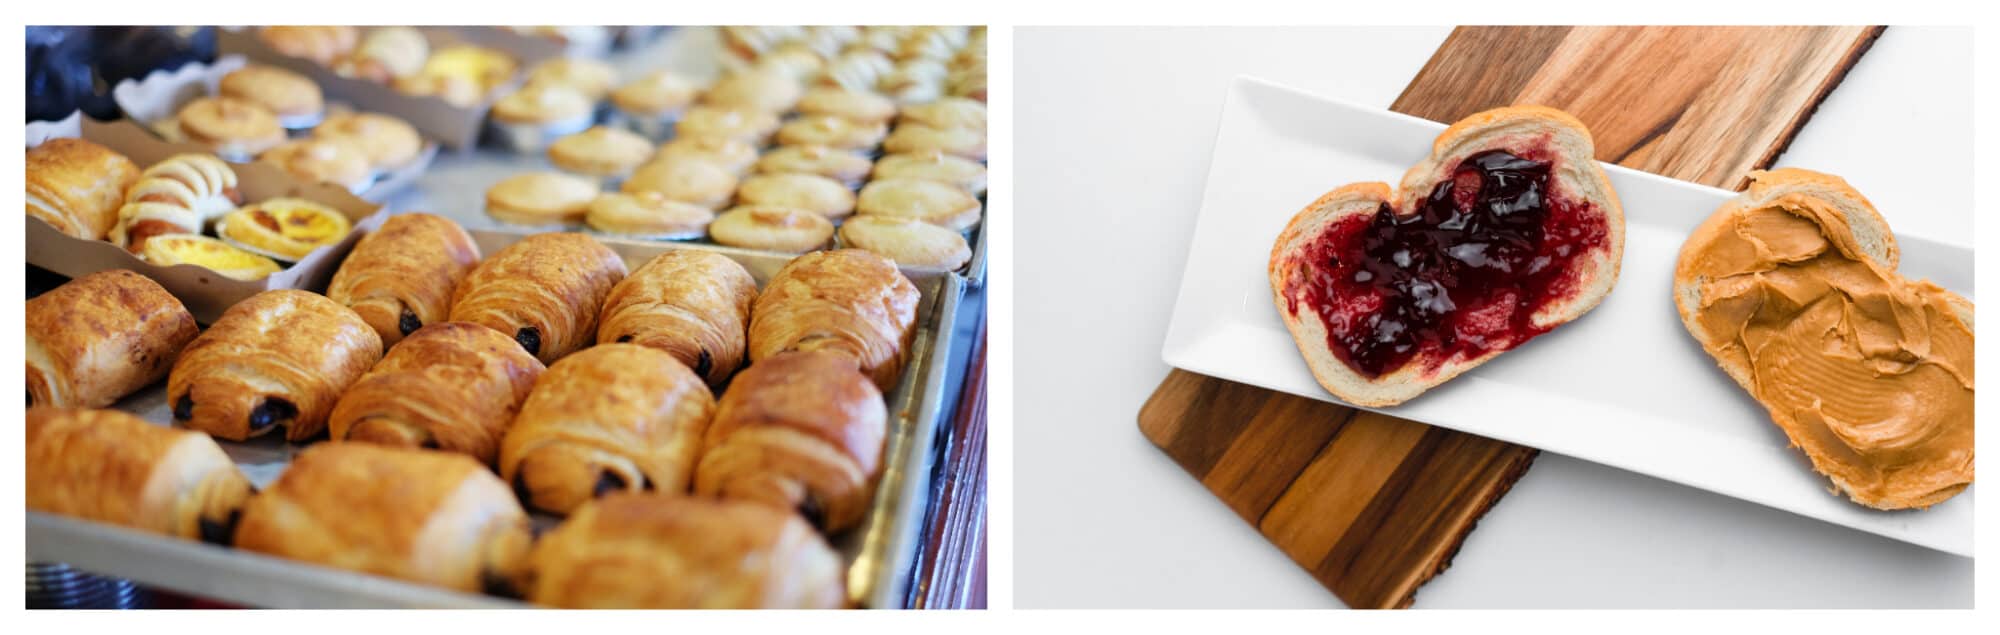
[25,25,216,123]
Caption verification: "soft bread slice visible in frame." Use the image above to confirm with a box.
[1673,168,1973,510]
[1269,106,1625,407]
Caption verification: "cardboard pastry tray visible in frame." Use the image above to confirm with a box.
[25,232,968,609]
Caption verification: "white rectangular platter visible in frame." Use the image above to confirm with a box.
[1160,76,1974,556]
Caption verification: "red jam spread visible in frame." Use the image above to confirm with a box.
[1290,148,1607,378]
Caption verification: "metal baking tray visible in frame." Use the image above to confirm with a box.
[25,232,967,609]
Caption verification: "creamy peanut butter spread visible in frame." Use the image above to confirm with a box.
[1680,185,1973,509]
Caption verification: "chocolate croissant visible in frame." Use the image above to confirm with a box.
[232,443,533,595]
[27,270,198,408]
[26,138,140,240]
[328,322,545,464]
[524,493,844,609]
[27,407,253,544]
[748,249,920,389]
[695,351,887,532]
[448,232,627,364]
[500,344,715,515]
[168,289,383,442]
[596,250,758,390]
[325,212,482,347]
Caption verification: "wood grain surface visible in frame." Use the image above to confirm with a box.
[912,329,988,609]
[1139,25,1883,609]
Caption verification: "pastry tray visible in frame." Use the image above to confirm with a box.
[25,232,968,609]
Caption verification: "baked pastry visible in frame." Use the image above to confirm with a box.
[27,407,253,544]
[397,44,518,106]
[217,197,353,261]
[838,215,971,271]
[695,350,887,532]
[169,289,384,441]
[449,232,627,364]
[500,344,716,515]
[749,249,919,389]
[735,173,856,221]
[547,126,653,178]
[673,106,781,145]
[175,96,287,159]
[486,172,601,226]
[584,192,715,240]
[755,145,874,187]
[855,178,982,231]
[1269,106,1624,407]
[325,212,481,346]
[947,63,986,102]
[329,322,546,464]
[621,157,739,210]
[258,137,373,191]
[332,26,429,82]
[720,25,805,61]
[522,493,843,609]
[597,250,758,389]
[818,49,894,93]
[796,86,898,125]
[314,111,423,172]
[753,42,828,82]
[799,25,861,58]
[525,57,618,100]
[654,135,759,175]
[1674,169,1972,510]
[490,83,596,149]
[233,443,532,594]
[709,206,835,254]
[610,71,700,121]
[218,64,325,126]
[871,151,986,196]
[897,96,985,131]
[111,153,241,252]
[140,235,282,280]
[897,26,968,62]
[27,270,198,409]
[776,115,888,151]
[392,72,485,108]
[26,137,140,240]
[703,68,804,115]
[258,26,358,65]
[881,122,984,160]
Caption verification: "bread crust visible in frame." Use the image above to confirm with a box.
[328,322,546,464]
[27,270,199,409]
[749,249,920,390]
[26,138,140,240]
[27,407,252,541]
[524,493,842,608]
[325,212,482,347]
[447,232,627,365]
[695,350,888,534]
[1268,106,1624,406]
[596,249,758,389]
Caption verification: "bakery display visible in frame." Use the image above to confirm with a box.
[547,126,654,178]
[169,289,383,441]
[584,191,716,240]
[855,178,982,231]
[325,212,482,346]
[838,215,972,271]
[622,156,740,210]
[329,322,546,464]
[1674,169,1973,510]
[709,205,835,253]
[26,138,141,241]
[523,493,843,609]
[500,344,716,515]
[735,172,857,220]
[216,198,354,261]
[485,171,602,226]
[696,350,888,532]
[232,442,533,594]
[27,407,253,544]
[27,270,199,409]
[1269,106,1625,407]
[597,249,759,389]
[448,232,627,364]
[175,96,288,159]
[749,249,919,389]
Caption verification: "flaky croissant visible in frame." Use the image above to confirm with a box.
[596,249,758,390]
[328,322,545,465]
[748,249,919,389]
[27,270,198,409]
[695,350,887,532]
[500,344,715,515]
[325,212,482,347]
[448,232,627,364]
[168,289,383,442]
[27,407,253,544]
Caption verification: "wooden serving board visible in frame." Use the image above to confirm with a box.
[1139,25,1883,609]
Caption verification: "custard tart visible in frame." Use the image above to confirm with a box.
[217,198,354,261]
[141,235,283,281]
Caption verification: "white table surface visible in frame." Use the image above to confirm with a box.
[1013,26,1972,609]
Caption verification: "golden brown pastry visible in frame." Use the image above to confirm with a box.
[621,157,739,210]
[695,350,887,533]
[838,215,972,271]
[257,137,373,191]
[27,407,253,544]
[141,235,283,281]
[216,197,354,261]
[653,135,760,175]
[524,57,618,100]
[26,138,140,240]
[500,344,716,515]
[673,106,781,145]
[871,150,986,196]
[168,290,383,442]
[27,270,198,409]
[547,126,653,178]
[597,250,758,389]
[796,86,898,125]
[709,205,835,254]
[485,171,602,226]
[855,177,983,231]
[749,249,920,389]
[896,96,986,131]
[258,26,359,65]
[332,26,429,82]
[314,111,424,171]
[448,232,627,364]
[881,122,985,160]
[325,212,482,347]
[702,68,805,115]
[218,64,325,125]
[610,71,700,120]
[735,172,856,220]
[329,322,545,465]
[111,153,242,252]
[233,443,532,594]
[583,191,715,240]
[523,493,843,609]
[176,96,287,159]
[755,145,874,187]
[776,115,888,151]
